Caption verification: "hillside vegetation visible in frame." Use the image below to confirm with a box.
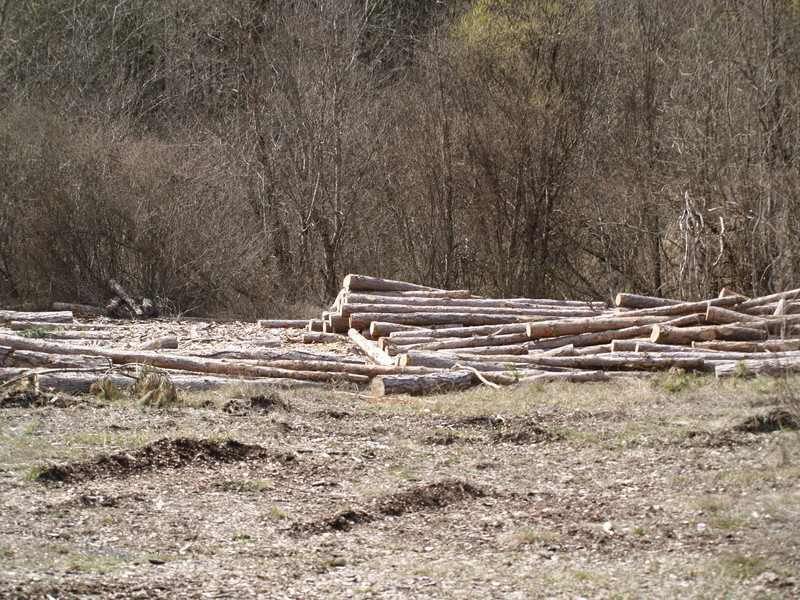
[1,0,798,316]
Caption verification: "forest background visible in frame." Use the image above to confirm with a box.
[0,0,797,318]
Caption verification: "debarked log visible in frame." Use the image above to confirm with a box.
[371,370,475,396]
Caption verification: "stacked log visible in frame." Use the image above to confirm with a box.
[4,274,800,397]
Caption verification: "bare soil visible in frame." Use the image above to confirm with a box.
[1,377,799,599]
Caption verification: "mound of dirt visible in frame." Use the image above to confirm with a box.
[376,479,485,517]
[223,393,293,415]
[735,409,799,433]
[37,437,273,483]
[0,389,76,408]
[300,479,486,534]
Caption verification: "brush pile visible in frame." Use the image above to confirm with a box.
[2,274,800,397]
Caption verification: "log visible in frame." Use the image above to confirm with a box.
[615,293,683,309]
[307,319,324,332]
[0,371,325,394]
[705,305,763,325]
[0,335,369,384]
[745,302,800,316]
[369,321,425,337]
[348,329,394,366]
[408,332,534,352]
[350,312,531,329]
[0,347,111,370]
[736,288,800,311]
[323,312,350,334]
[692,339,800,352]
[38,331,114,340]
[109,279,144,318]
[254,358,442,377]
[399,350,704,372]
[526,314,705,350]
[445,344,529,356]
[389,323,529,340]
[519,370,611,383]
[51,302,108,318]
[620,296,746,317]
[715,358,800,378]
[302,332,342,344]
[8,321,117,331]
[650,324,768,345]
[105,297,130,318]
[258,319,309,329]
[525,315,670,340]
[138,337,179,350]
[609,339,654,352]
[341,303,599,318]
[574,344,613,355]
[0,310,73,324]
[343,293,604,312]
[367,289,473,299]
[371,371,475,396]
[343,274,442,293]
[397,351,513,372]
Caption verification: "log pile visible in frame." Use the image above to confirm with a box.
[3,275,800,397]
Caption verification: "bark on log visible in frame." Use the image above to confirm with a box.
[615,293,683,309]
[445,344,529,356]
[715,358,800,378]
[51,302,108,317]
[745,302,800,316]
[371,371,475,396]
[8,321,116,331]
[525,315,670,340]
[619,296,745,317]
[341,303,598,318]
[343,274,442,293]
[692,340,800,352]
[650,324,768,345]
[0,371,325,394]
[526,314,704,350]
[397,351,514,372]
[735,288,800,311]
[348,329,394,366]
[0,310,73,324]
[302,332,342,344]
[519,370,611,383]
[343,293,604,312]
[0,347,111,370]
[350,312,531,329]
[105,297,129,318]
[39,331,113,340]
[389,323,529,340]
[705,305,763,325]
[0,335,369,384]
[369,322,424,337]
[258,319,309,329]
[409,332,534,352]
[109,279,144,318]
[366,289,473,299]
[307,319,324,332]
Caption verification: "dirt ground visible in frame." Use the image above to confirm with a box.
[1,375,799,599]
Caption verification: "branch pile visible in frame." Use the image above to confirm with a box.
[3,275,800,397]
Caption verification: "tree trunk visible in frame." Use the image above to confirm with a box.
[0,311,73,324]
